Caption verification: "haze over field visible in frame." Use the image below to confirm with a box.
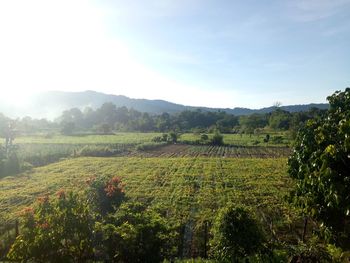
[0,0,349,109]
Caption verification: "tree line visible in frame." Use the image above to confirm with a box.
[0,103,327,136]
[57,103,327,135]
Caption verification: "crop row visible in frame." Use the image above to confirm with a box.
[137,144,291,158]
[0,156,300,257]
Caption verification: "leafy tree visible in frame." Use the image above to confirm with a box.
[168,131,179,143]
[239,114,268,135]
[288,88,350,247]
[210,206,265,261]
[269,109,291,130]
[7,191,95,262]
[0,123,20,178]
[61,108,84,128]
[210,130,224,145]
[61,122,75,135]
[97,102,118,125]
[95,123,112,134]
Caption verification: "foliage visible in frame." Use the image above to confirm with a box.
[94,123,113,134]
[152,132,180,143]
[288,88,350,247]
[210,206,266,261]
[210,131,224,145]
[0,157,293,259]
[263,134,270,143]
[0,150,20,178]
[75,145,125,157]
[271,135,284,144]
[61,121,75,135]
[288,237,332,263]
[96,202,178,262]
[0,123,20,178]
[87,176,126,217]
[7,191,95,263]
[239,114,268,134]
[269,109,291,130]
[168,131,180,143]
[200,134,209,141]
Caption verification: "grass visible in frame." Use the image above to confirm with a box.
[3,132,161,144]
[3,132,291,146]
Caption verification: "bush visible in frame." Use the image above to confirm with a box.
[271,135,283,144]
[87,176,126,216]
[152,132,180,144]
[60,122,75,135]
[200,134,209,141]
[76,145,124,157]
[7,192,95,262]
[263,134,270,143]
[210,206,265,261]
[0,152,20,178]
[210,131,224,146]
[136,142,167,151]
[96,202,178,263]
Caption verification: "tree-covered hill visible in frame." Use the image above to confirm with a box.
[0,90,328,119]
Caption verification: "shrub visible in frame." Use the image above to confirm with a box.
[210,131,224,146]
[200,134,209,141]
[96,202,178,263]
[210,206,265,261]
[87,176,126,216]
[76,145,123,157]
[7,192,95,262]
[271,135,283,144]
[263,134,270,143]
[136,142,167,151]
[0,152,20,178]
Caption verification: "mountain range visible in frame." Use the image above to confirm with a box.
[0,90,329,119]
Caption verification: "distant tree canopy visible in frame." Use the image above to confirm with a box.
[52,103,326,134]
[0,102,327,136]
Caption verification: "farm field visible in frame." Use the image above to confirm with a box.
[0,156,299,257]
[3,132,291,146]
[0,131,299,259]
[2,132,292,169]
[2,132,161,144]
[180,132,292,146]
[136,144,291,158]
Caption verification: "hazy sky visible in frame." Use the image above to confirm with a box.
[0,0,349,109]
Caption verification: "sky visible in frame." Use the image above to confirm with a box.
[0,0,349,109]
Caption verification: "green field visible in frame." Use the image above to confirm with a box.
[0,131,299,259]
[0,157,296,240]
[1,132,291,170]
[3,132,161,144]
[4,132,291,146]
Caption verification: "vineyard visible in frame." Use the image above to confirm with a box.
[136,144,291,158]
[0,131,302,260]
[0,156,301,258]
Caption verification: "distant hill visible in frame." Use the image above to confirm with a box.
[0,90,329,119]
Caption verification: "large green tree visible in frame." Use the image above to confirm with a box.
[288,88,350,247]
